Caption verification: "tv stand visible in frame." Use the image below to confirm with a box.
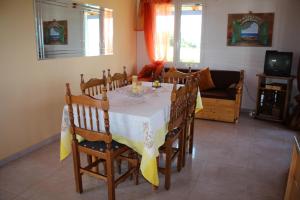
[255,74,294,122]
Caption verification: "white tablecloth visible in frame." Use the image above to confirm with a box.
[60,82,202,186]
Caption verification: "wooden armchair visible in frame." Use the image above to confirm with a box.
[80,71,106,96]
[158,83,188,190]
[65,84,139,200]
[196,70,244,123]
[107,66,128,91]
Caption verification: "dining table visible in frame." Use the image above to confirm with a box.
[60,82,203,186]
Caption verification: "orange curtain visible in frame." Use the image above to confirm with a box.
[144,2,156,63]
[154,4,172,61]
[142,0,172,64]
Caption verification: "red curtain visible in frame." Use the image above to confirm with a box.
[141,0,172,64]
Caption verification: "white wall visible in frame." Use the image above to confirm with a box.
[137,0,300,109]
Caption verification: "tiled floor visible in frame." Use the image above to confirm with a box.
[0,114,298,200]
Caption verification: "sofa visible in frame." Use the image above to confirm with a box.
[165,67,244,123]
[196,70,244,123]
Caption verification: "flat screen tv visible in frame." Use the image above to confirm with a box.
[264,50,293,77]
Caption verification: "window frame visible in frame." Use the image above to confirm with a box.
[164,1,204,69]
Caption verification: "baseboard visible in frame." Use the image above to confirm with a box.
[0,133,60,168]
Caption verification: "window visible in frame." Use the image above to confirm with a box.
[84,9,113,56]
[84,13,100,56]
[156,2,203,67]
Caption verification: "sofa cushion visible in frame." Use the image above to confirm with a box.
[198,67,215,91]
[201,88,236,100]
[210,70,240,89]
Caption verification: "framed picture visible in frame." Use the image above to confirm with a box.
[227,13,274,47]
[43,20,68,45]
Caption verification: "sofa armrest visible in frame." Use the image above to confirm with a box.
[235,70,244,94]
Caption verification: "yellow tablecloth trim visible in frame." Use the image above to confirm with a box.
[60,93,202,186]
[60,124,167,186]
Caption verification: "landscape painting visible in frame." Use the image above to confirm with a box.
[43,20,68,45]
[227,13,274,47]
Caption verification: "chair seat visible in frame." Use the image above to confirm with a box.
[201,88,236,100]
[79,140,125,152]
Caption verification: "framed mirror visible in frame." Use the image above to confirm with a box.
[34,0,113,60]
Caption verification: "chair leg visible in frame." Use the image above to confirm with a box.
[178,129,184,170]
[128,151,133,180]
[87,155,100,173]
[103,160,107,175]
[134,153,140,185]
[72,141,83,193]
[92,156,99,173]
[165,143,172,190]
[182,125,187,168]
[106,156,115,200]
[87,155,92,165]
[189,118,195,154]
[117,159,122,175]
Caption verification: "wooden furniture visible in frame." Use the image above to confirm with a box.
[288,59,300,130]
[182,76,199,167]
[158,83,188,190]
[80,71,106,96]
[196,70,244,123]
[65,84,138,200]
[107,66,128,90]
[60,82,202,186]
[162,67,191,84]
[284,136,300,200]
[255,74,294,122]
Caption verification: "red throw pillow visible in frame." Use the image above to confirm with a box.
[154,63,164,77]
[138,64,155,78]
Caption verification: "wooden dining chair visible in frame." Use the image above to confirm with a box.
[107,66,128,91]
[158,82,188,190]
[162,67,190,84]
[65,84,139,200]
[182,76,199,167]
[80,70,107,96]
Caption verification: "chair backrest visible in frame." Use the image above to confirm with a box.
[186,76,199,118]
[65,83,112,147]
[168,83,188,132]
[163,68,190,84]
[107,66,128,91]
[80,71,106,96]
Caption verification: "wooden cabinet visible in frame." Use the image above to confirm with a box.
[255,74,294,122]
[285,136,300,200]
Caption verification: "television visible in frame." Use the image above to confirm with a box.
[264,50,293,77]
